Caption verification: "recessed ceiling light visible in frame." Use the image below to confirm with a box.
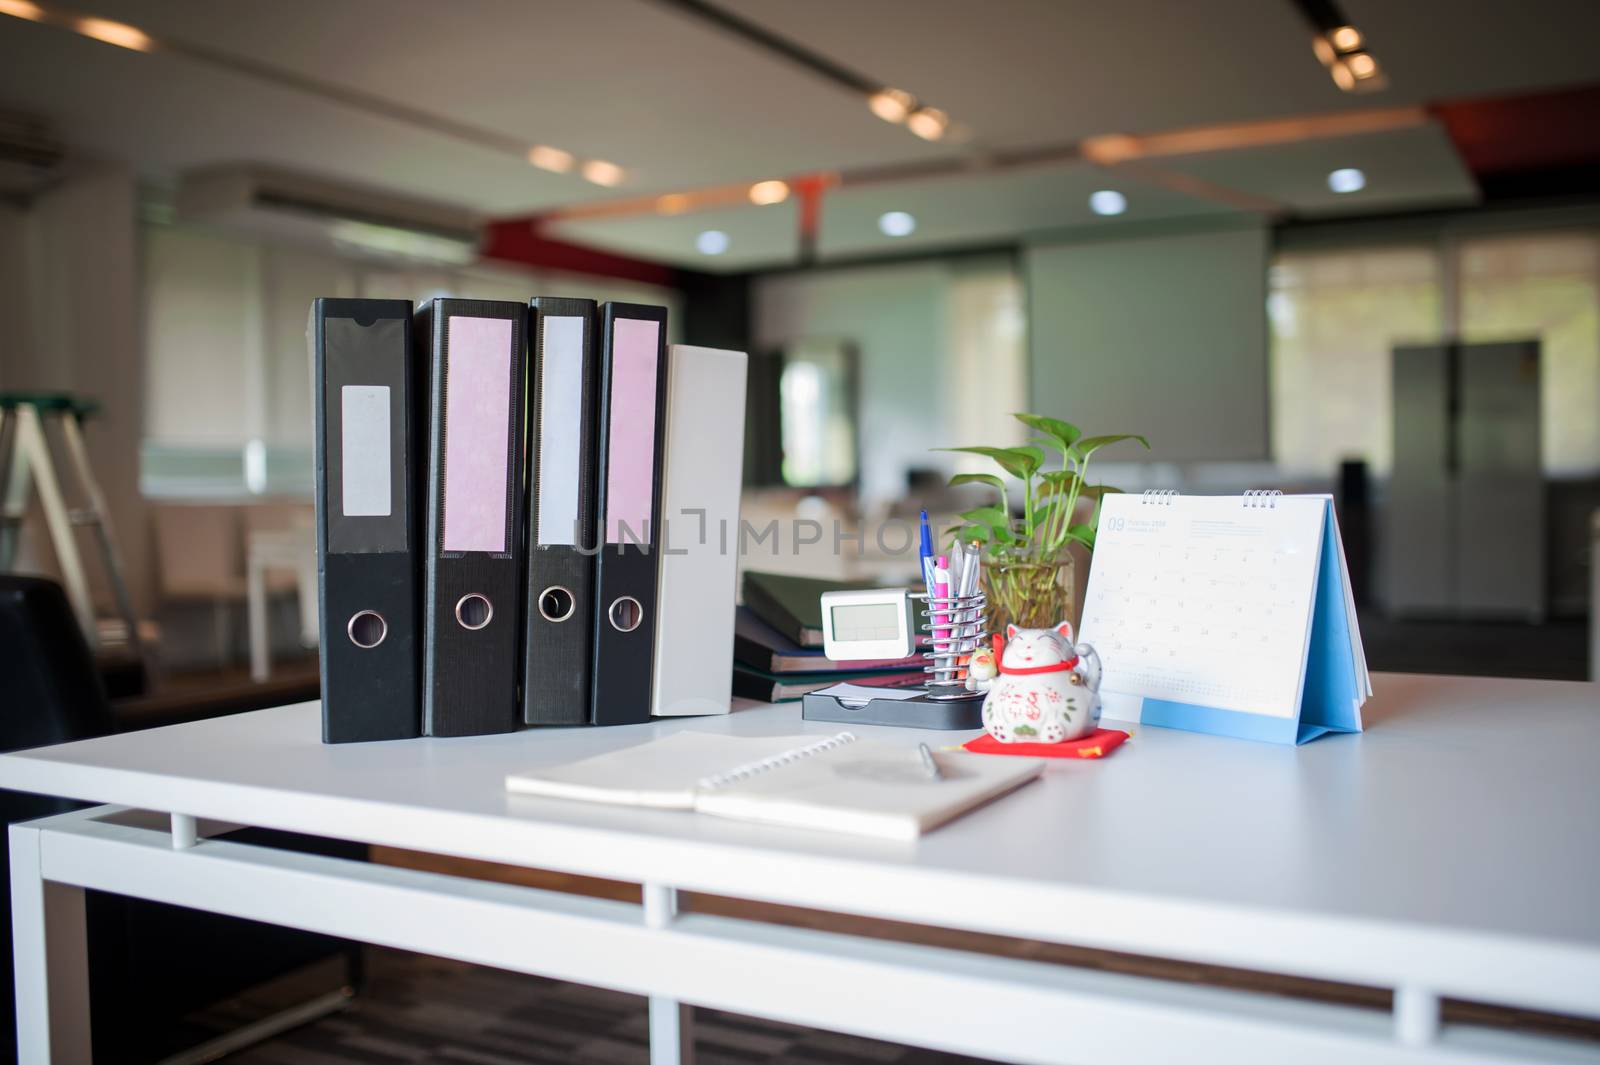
[77,15,152,51]
[868,88,915,124]
[1089,190,1127,216]
[749,180,790,206]
[906,107,948,141]
[0,0,44,21]
[696,230,730,255]
[527,145,574,173]
[878,211,916,237]
[1328,167,1366,193]
[1330,25,1362,51]
[581,159,625,187]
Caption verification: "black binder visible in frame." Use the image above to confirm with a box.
[416,298,528,737]
[523,297,600,725]
[590,302,670,725]
[310,298,420,743]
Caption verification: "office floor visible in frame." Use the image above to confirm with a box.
[221,947,992,1065]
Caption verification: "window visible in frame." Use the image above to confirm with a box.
[1268,246,1441,477]
[1457,232,1600,475]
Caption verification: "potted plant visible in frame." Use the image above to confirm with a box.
[938,414,1148,633]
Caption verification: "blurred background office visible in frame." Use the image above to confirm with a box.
[2,0,1598,718]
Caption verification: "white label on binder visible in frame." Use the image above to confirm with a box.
[340,385,391,517]
[537,316,584,545]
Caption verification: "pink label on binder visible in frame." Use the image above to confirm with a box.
[605,318,660,544]
[442,316,512,553]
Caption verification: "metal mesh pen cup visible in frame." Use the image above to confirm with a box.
[914,590,988,700]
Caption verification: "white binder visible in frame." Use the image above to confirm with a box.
[651,344,748,716]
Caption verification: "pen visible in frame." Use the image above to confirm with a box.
[918,509,936,599]
[933,554,951,663]
[917,743,943,781]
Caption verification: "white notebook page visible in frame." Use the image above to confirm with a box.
[1080,494,1327,718]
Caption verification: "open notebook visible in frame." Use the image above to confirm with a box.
[505,732,1045,841]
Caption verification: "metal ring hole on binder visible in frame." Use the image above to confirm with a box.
[347,610,387,649]
[455,594,493,630]
[538,585,575,623]
[608,596,643,633]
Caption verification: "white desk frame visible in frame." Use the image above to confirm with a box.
[7,675,1600,1065]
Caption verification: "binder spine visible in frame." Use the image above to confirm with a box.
[312,298,420,743]
[590,302,670,726]
[523,297,599,725]
[419,298,528,737]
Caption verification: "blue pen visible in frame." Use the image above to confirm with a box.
[918,509,937,598]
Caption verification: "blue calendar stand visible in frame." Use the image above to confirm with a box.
[1137,501,1365,745]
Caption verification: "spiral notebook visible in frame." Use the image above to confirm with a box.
[505,732,1044,840]
[1079,490,1370,745]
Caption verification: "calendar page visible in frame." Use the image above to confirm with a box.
[1079,494,1328,719]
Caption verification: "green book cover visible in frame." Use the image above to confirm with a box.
[740,571,881,648]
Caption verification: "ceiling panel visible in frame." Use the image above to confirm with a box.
[1157,122,1479,217]
[548,162,1237,271]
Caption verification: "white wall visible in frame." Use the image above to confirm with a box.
[1026,224,1270,462]
[0,168,149,610]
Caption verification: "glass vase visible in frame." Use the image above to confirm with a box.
[980,543,1076,635]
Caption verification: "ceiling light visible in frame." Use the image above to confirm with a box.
[906,107,948,141]
[868,88,915,124]
[527,145,574,173]
[696,230,729,255]
[581,159,625,187]
[878,211,915,237]
[1330,25,1362,51]
[656,193,691,215]
[1328,59,1356,91]
[1089,190,1127,216]
[1346,51,1377,78]
[749,180,789,206]
[77,15,153,51]
[1328,167,1366,193]
[0,0,44,21]
[1310,34,1335,66]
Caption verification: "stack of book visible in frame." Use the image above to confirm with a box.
[733,572,925,702]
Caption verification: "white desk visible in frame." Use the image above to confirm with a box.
[3,673,1598,1064]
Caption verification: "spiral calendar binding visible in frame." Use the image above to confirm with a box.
[1140,489,1178,505]
[697,732,857,791]
[1243,489,1283,508]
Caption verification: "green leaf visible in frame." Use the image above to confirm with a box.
[1012,413,1081,450]
[1036,470,1080,496]
[959,505,1009,527]
[1071,434,1150,461]
[936,446,1042,480]
[946,472,1007,493]
[1076,483,1123,500]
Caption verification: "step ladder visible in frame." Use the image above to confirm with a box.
[0,393,144,663]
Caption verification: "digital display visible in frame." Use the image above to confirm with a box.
[829,602,903,643]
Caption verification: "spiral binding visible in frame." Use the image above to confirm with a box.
[697,732,857,791]
[1141,489,1178,505]
[1242,488,1283,508]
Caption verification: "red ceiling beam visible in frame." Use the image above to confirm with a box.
[480,219,681,288]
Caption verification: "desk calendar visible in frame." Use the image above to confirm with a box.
[1080,491,1370,744]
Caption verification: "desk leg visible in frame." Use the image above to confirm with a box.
[247,553,269,682]
[9,824,90,1065]
[643,884,694,1065]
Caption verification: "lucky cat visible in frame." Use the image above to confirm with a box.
[981,622,1103,744]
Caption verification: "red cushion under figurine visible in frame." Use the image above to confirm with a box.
[963,727,1129,759]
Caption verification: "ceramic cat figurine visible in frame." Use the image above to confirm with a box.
[981,622,1103,744]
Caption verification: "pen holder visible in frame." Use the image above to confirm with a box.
[915,590,987,701]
